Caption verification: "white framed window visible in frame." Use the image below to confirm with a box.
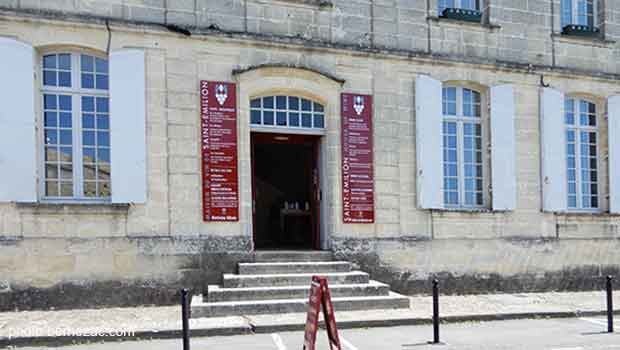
[565,97,599,211]
[439,0,482,14]
[250,96,325,134]
[441,86,486,208]
[40,51,111,200]
[561,0,596,28]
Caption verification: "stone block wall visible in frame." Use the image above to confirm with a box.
[0,2,620,310]
[2,0,620,74]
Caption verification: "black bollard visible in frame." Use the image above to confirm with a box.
[607,276,614,333]
[432,279,440,344]
[181,288,191,350]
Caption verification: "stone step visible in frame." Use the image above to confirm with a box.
[222,271,369,288]
[207,280,390,302]
[238,261,351,275]
[192,292,410,317]
[252,250,333,262]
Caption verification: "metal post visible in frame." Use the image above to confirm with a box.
[432,279,440,344]
[181,288,191,350]
[607,276,614,333]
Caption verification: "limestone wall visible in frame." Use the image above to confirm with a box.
[1,6,620,310]
[2,0,620,74]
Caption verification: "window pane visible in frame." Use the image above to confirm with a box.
[83,131,95,145]
[99,182,111,197]
[60,181,73,197]
[302,113,312,127]
[289,97,299,110]
[96,112,108,130]
[81,55,94,72]
[276,111,287,126]
[263,111,274,125]
[43,55,57,69]
[301,99,312,111]
[45,181,59,197]
[43,70,57,86]
[314,102,324,112]
[95,57,108,74]
[82,114,95,129]
[58,72,71,87]
[314,114,325,128]
[81,73,94,89]
[84,181,97,197]
[250,110,261,124]
[97,131,110,147]
[263,96,274,109]
[276,96,286,109]
[83,147,96,163]
[561,0,572,26]
[98,148,110,162]
[96,97,109,113]
[59,130,72,145]
[95,74,109,90]
[44,112,57,127]
[250,98,261,108]
[82,96,94,112]
[290,112,300,126]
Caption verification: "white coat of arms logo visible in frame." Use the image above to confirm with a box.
[353,95,365,115]
[215,84,228,106]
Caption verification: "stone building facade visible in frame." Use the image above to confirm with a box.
[1,0,620,310]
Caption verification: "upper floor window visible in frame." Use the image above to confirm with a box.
[250,96,325,132]
[41,52,111,200]
[442,86,485,208]
[561,0,595,28]
[439,0,481,14]
[565,97,599,211]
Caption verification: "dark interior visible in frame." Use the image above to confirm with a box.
[253,140,315,250]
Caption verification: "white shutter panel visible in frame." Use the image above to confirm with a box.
[540,87,567,212]
[608,95,620,214]
[415,75,443,209]
[110,49,147,204]
[490,85,517,211]
[0,38,36,202]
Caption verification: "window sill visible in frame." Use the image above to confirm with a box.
[553,211,619,217]
[16,201,130,215]
[427,16,501,31]
[551,33,615,48]
[272,0,333,9]
[432,207,494,214]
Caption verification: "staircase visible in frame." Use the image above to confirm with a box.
[191,251,410,318]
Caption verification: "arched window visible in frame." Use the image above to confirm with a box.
[565,97,599,210]
[41,51,110,199]
[442,86,485,208]
[250,95,325,131]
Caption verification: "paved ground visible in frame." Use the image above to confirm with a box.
[1,291,618,347]
[12,317,620,350]
[1,291,617,339]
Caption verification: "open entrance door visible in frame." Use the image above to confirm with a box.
[251,132,321,250]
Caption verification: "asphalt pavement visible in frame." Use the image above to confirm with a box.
[11,317,620,350]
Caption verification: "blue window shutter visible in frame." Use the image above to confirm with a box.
[109,49,147,204]
[608,95,620,214]
[490,85,517,211]
[540,87,567,212]
[415,75,443,209]
[0,38,37,203]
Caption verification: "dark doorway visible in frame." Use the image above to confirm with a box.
[251,133,321,250]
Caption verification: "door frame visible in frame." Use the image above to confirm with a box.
[251,132,322,250]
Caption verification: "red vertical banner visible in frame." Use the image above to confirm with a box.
[200,81,239,222]
[341,93,375,224]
